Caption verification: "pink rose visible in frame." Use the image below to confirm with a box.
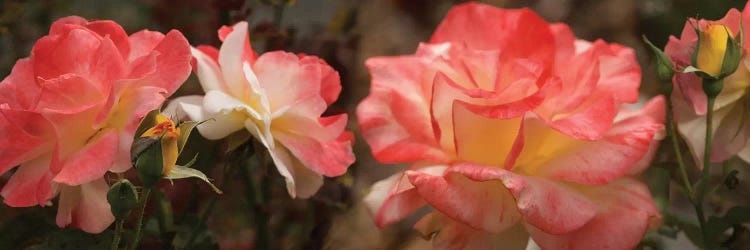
[665,2,750,166]
[358,3,664,249]
[0,16,191,233]
[169,22,355,198]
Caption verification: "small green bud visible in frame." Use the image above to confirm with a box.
[643,35,675,83]
[107,180,138,219]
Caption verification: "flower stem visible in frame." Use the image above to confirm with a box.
[184,145,250,249]
[244,141,272,250]
[696,91,717,247]
[111,219,125,250]
[128,187,152,250]
[666,98,695,200]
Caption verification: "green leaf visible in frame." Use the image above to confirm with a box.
[165,164,222,194]
[136,139,164,188]
[107,179,138,219]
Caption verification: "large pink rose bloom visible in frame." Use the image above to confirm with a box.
[170,22,354,198]
[665,2,750,166]
[0,16,191,233]
[358,3,665,249]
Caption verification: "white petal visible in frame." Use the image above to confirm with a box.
[203,90,264,121]
[218,22,250,98]
[267,144,323,198]
[191,47,226,93]
[197,109,246,140]
[165,95,204,121]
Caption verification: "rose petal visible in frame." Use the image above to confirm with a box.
[1,155,55,207]
[56,179,115,233]
[52,130,118,185]
[527,178,660,250]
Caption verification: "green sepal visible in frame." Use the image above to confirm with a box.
[702,78,724,99]
[107,179,139,219]
[176,121,199,152]
[136,138,164,188]
[719,29,743,78]
[643,35,675,84]
[165,161,223,194]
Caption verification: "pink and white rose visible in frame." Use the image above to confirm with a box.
[170,22,355,198]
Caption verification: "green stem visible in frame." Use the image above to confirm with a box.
[128,188,152,250]
[184,146,247,249]
[111,219,125,250]
[696,94,717,247]
[243,141,272,250]
[667,99,695,200]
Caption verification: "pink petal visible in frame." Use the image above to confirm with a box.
[0,108,54,174]
[126,30,192,95]
[127,30,165,62]
[357,56,448,163]
[550,24,576,66]
[273,114,354,177]
[267,144,324,198]
[430,2,555,68]
[519,98,664,184]
[527,178,660,250]
[56,179,115,233]
[363,166,445,228]
[84,20,131,59]
[414,212,530,250]
[48,16,88,35]
[447,163,597,234]
[299,54,341,105]
[1,155,55,207]
[52,130,118,185]
[406,165,522,233]
[31,28,126,91]
[591,41,641,104]
[253,51,331,113]
[0,58,42,110]
[546,94,618,141]
[36,74,106,112]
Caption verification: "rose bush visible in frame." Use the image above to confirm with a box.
[358,3,665,249]
[0,16,191,233]
[169,21,355,198]
[665,2,750,166]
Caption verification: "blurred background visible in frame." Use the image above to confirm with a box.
[1,0,749,249]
